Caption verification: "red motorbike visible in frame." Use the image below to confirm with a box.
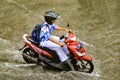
[20,31,94,73]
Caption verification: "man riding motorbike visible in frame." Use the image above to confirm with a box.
[31,11,75,70]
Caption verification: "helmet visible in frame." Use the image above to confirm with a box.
[44,11,60,24]
[44,11,60,19]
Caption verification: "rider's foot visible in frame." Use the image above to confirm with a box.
[64,59,76,71]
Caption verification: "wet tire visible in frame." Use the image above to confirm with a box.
[22,48,38,63]
[75,60,94,73]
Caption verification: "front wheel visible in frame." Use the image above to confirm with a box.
[75,60,94,73]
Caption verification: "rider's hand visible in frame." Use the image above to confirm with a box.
[60,42,66,47]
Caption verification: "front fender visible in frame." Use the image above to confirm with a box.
[83,55,92,62]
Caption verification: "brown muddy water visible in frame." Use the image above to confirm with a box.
[0,0,119,80]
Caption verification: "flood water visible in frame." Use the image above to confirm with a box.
[0,0,119,80]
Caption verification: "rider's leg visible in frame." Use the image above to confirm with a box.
[41,40,68,62]
[62,45,70,55]
[41,40,75,70]
[51,36,70,55]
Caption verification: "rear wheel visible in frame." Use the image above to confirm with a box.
[22,48,38,63]
[75,60,94,73]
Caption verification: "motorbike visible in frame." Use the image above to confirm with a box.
[20,31,94,73]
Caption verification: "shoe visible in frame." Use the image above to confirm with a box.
[64,59,75,71]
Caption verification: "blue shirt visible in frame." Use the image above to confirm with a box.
[40,22,57,42]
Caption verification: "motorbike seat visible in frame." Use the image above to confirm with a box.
[28,37,39,45]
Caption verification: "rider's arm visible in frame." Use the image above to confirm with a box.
[49,37,65,47]
[56,26,70,32]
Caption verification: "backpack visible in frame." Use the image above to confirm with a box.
[31,23,44,44]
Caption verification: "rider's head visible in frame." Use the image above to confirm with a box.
[44,11,60,25]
